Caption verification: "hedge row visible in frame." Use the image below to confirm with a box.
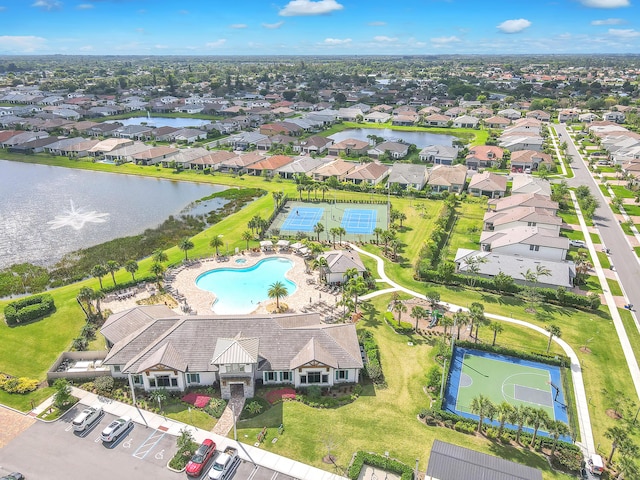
[358,330,385,385]
[348,451,413,480]
[0,373,39,394]
[4,294,55,325]
[416,269,600,311]
[454,341,570,367]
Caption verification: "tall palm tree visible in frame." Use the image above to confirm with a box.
[311,256,328,284]
[489,321,504,346]
[346,275,367,313]
[336,226,346,245]
[241,230,253,250]
[76,287,94,318]
[268,281,288,310]
[124,260,139,282]
[296,183,305,201]
[91,289,105,318]
[509,405,530,444]
[150,262,165,285]
[179,237,194,261]
[152,249,168,264]
[495,402,514,437]
[606,426,629,463]
[313,222,325,242]
[547,420,570,456]
[441,315,454,342]
[469,302,485,343]
[393,300,407,327]
[545,324,562,353]
[105,260,119,287]
[91,264,107,290]
[411,305,426,332]
[527,408,550,447]
[329,227,340,247]
[470,394,495,433]
[373,227,384,245]
[210,235,224,256]
[319,183,329,201]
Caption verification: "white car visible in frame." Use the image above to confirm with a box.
[100,416,133,442]
[72,404,103,431]
[569,239,586,248]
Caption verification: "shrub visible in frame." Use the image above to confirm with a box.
[454,421,476,434]
[4,294,55,325]
[0,374,39,394]
[94,376,114,395]
[348,451,413,480]
[425,365,441,392]
[204,397,227,418]
[305,385,322,399]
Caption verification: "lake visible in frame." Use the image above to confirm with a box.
[0,160,225,269]
[108,117,211,128]
[329,128,455,148]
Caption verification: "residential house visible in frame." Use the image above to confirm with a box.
[114,124,154,140]
[312,160,358,182]
[579,113,599,123]
[344,162,390,185]
[188,150,237,171]
[444,107,466,118]
[391,112,419,126]
[558,109,580,123]
[484,116,511,129]
[327,138,370,157]
[470,107,493,118]
[218,151,265,174]
[483,206,562,235]
[454,249,574,290]
[427,164,468,193]
[526,110,551,122]
[467,171,507,198]
[0,130,49,148]
[298,136,333,155]
[104,142,154,163]
[85,122,121,137]
[173,128,207,144]
[148,126,180,141]
[131,146,180,166]
[465,145,504,170]
[452,115,479,129]
[511,174,552,197]
[480,226,568,262]
[259,122,302,137]
[275,157,333,180]
[227,132,269,151]
[510,150,553,172]
[57,139,100,158]
[337,107,366,122]
[7,136,59,154]
[318,250,366,284]
[499,135,544,152]
[364,111,391,123]
[246,155,293,177]
[419,145,458,165]
[423,114,450,127]
[497,108,522,120]
[386,164,428,191]
[603,111,625,123]
[168,148,210,169]
[100,306,362,399]
[88,138,134,156]
[488,193,559,215]
[368,141,409,159]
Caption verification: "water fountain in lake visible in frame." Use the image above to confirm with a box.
[47,200,110,230]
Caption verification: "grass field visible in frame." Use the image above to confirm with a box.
[609,185,635,199]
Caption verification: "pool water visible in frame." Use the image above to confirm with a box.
[195,257,297,314]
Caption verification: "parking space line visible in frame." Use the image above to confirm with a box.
[132,429,165,460]
[246,465,260,480]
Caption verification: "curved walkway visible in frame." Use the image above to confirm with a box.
[350,243,595,456]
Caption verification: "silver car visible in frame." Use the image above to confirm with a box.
[100,416,133,442]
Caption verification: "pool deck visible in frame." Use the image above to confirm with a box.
[167,250,343,316]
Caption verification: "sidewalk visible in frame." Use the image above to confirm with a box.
[31,387,347,480]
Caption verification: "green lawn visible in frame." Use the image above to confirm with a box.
[560,228,584,241]
[609,185,635,199]
[622,204,640,217]
[607,279,623,297]
[558,211,579,227]
[634,246,640,258]
[445,198,486,260]
[164,400,218,430]
[598,184,610,197]
[596,251,611,270]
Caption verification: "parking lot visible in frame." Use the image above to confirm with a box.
[0,405,302,480]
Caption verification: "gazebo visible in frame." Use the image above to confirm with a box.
[260,240,274,251]
[276,239,290,251]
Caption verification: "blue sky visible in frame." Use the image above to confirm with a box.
[0,0,638,55]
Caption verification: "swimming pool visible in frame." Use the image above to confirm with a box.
[195,257,297,314]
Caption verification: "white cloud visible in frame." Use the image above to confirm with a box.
[0,35,47,52]
[323,37,351,45]
[373,35,398,42]
[262,21,284,29]
[205,39,227,48]
[579,0,630,7]
[154,44,169,49]
[497,18,532,33]
[230,24,247,29]
[608,28,640,37]
[76,3,93,9]
[279,0,344,17]
[32,0,62,11]
[591,17,625,24]
[78,45,93,51]
[368,21,386,26]
[431,35,461,44]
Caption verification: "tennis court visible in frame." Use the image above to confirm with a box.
[443,347,570,437]
[280,207,324,232]
[341,208,377,234]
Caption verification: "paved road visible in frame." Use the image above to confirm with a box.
[555,123,640,311]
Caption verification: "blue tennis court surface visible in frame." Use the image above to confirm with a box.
[281,207,324,232]
[341,208,377,234]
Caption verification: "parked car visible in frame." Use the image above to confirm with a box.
[569,239,586,248]
[186,439,216,477]
[208,446,239,480]
[72,404,103,431]
[0,473,24,480]
[100,416,133,442]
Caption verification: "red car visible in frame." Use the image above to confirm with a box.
[186,438,216,477]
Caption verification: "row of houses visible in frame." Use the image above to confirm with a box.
[455,174,575,290]
[585,121,640,177]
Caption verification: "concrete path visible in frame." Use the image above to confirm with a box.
[350,244,596,456]
[27,387,346,480]
[212,395,245,436]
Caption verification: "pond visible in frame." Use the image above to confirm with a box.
[329,128,455,148]
[107,116,212,128]
[0,159,224,269]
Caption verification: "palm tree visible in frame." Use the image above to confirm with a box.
[91,264,107,290]
[313,222,325,242]
[150,262,165,285]
[105,260,119,287]
[296,183,305,201]
[179,237,194,261]
[76,287,94,318]
[509,405,530,444]
[495,402,514,437]
[392,300,407,327]
[454,311,470,340]
[346,275,367,313]
[373,227,384,245]
[210,235,224,256]
[336,226,346,245]
[329,227,340,247]
[397,212,407,227]
[319,183,329,201]
[149,388,167,412]
[124,260,139,282]
[545,324,562,353]
[547,420,570,456]
[606,426,630,463]
[91,289,105,318]
[241,230,253,250]
[489,321,504,346]
[305,183,313,201]
[411,305,426,332]
[470,394,495,433]
[268,281,288,310]
[527,408,550,447]
[311,256,328,284]
[441,315,454,342]
[152,248,168,264]
[469,302,485,343]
